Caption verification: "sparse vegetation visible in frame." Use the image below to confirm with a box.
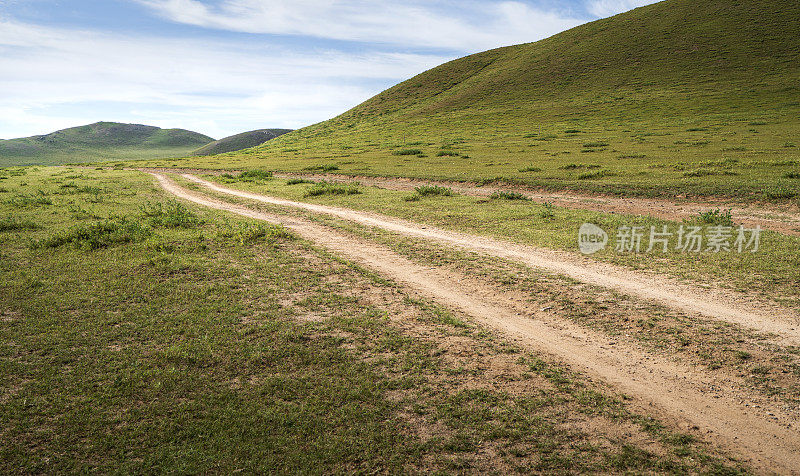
[140,201,203,228]
[697,209,734,227]
[490,191,530,201]
[286,178,315,185]
[31,217,151,250]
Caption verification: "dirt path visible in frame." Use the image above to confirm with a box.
[180,173,800,346]
[153,172,800,474]
[278,172,800,236]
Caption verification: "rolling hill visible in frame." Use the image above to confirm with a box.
[191,129,292,156]
[162,0,800,201]
[0,122,214,167]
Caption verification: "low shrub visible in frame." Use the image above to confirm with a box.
[783,171,800,179]
[304,181,361,197]
[286,178,314,185]
[6,193,52,208]
[140,201,202,228]
[490,191,530,201]
[0,217,38,232]
[765,187,798,200]
[32,218,151,250]
[302,164,339,172]
[578,170,616,180]
[697,209,734,226]
[519,166,542,172]
[392,149,423,156]
[221,169,274,182]
[560,163,600,170]
[539,202,555,219]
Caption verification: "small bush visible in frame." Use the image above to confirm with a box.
[238,169,274,180]
[286,178,314,185]
[140,201,202,228]
[32,218,151,251]
[519,166,542,172]
[6,194,52,208]
[783,172,800,179]
[765,187,798,200]
[698,209,734,226]
[539,202,555,219]
[227,223,294,245]
[304,181,361,197]
[302,164,339,172]
[490,191,530,201]
[414,185,454,197]
[221,169,273,182]
[564,129,582,134]
[403,194,420,202]
[578,170,616,180]
[392,149,423,156]
[0,217,38,232]
[683,169,717,178]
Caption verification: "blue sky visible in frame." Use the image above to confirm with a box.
[0,0,658,139]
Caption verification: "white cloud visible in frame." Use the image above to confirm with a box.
[586,0,661,18]
[0,18,449,138]
[135,0,584,52]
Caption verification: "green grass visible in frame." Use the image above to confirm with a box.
[0,167,744,473]
[141,0,800,203]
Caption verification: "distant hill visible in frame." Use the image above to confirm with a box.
[0,122,214,167]
[191,129,293,156]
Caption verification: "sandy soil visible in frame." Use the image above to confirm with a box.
[154,172,800,473]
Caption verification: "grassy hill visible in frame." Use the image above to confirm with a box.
[191,129,292,156]
[0,122,214,167]
[158,0,800,201]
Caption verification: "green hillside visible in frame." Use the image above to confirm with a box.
[158,0,800,201]
[191,129,292,156]
[0,122,214,167]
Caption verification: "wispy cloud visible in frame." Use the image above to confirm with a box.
[135,0,584,52]
[585,0,661,18]
[0,18,448,138]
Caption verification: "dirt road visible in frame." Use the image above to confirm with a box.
[180,173,800,345]
[153,172,800,473]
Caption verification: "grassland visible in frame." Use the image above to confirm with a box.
[140,0,800,203]
[1,167,748,472]
[0,122,213,167]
